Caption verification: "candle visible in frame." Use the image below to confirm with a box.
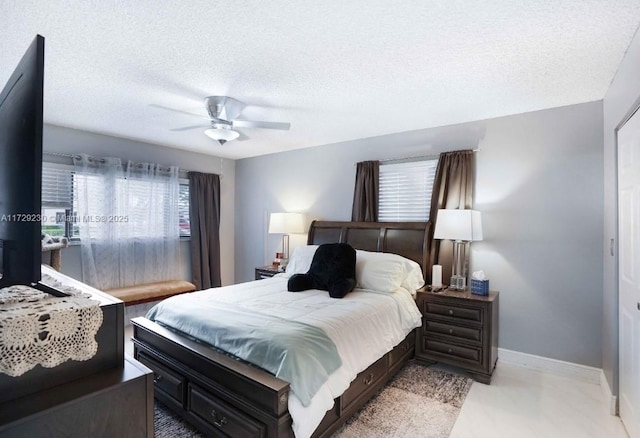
[432,265,442,288]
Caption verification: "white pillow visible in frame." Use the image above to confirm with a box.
[402,259,426,291]
[356,250,425,293]
[285,245,319,275]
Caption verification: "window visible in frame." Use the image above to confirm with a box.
[378,159,438,221]
[40,162,191,238]
[41,164,73,237]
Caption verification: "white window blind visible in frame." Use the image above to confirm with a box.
[73,174,182,239]
[42,163,73,208]
[178,183,190,237]
[41,162,190,238]
[378,159,438,221]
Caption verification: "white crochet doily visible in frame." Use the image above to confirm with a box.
[0,282,103,377]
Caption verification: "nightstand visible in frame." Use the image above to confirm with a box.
[255,265,281,280]
[415,288,499,384]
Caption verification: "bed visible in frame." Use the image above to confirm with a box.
[131,220,431,438]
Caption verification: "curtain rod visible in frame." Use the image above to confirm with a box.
[353,148,479,166]
[42,151,223,176]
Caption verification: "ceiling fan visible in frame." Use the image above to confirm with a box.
[150,96,291,144]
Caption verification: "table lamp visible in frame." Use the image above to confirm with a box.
[268,212,305,266]
[433,209,483,290]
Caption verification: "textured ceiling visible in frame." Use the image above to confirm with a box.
[2,1,640,160]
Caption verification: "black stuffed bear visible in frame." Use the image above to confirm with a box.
[287,243,357,298]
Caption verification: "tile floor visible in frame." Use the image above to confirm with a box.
[124,327,629,437]
[449,363,629,438]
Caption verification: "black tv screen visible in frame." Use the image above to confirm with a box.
[0,35,44,287]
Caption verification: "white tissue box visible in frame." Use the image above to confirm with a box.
[470,279,489,296]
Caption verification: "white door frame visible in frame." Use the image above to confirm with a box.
[615,96,640,437]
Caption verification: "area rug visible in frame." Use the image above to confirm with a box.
[154,402,202,438]
[333,362,473,437]
[154,361,473,438]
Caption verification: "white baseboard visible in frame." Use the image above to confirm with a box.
[497,349,618,417]
[498,348,601,385]
[599,370,618,416]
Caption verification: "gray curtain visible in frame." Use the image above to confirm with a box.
[189,172,221,290]
[428,150,474,284]
[351,160,380,222]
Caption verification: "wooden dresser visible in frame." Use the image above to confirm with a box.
[415,288,499,384]
[0,355,153,437]
[0,268,153,437]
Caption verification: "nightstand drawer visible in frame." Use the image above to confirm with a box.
[425,302,482,322]
[425,320,481,342]
[423,339,481,363]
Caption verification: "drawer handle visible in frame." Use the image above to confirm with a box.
[363,373,375,385]
[448,328,453,334]
[210,410,228,428]
[448,348,453,353]
[448,309,454,315]
[153,374,163,384]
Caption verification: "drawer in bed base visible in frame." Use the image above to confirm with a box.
[137,351,186,406]
[132,318,291,418]
[188,383,267,438]
[388,330,416,371]
[312,332,416,438]
[340,356,387,414]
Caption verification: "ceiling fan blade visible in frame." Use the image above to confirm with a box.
[149,104,210,120]
[169,123,209,131]
[232,120,291,130]
[236,130,250,141]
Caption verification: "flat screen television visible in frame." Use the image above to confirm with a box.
[0,38,122,404]
[0,35,45,287]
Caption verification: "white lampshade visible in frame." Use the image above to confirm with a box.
[268,212,305,235]
[434,209,483,241]
[204,128,240,143]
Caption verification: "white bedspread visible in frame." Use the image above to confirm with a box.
[162,275,422,438]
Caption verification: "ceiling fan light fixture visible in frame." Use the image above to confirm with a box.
[156,95,290,143]
[204,127,240,144]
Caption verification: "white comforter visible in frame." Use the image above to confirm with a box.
[170,275,422,438]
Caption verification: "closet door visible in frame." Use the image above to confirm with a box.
[618,105,640,438]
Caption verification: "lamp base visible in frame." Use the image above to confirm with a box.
[449,275,466,291]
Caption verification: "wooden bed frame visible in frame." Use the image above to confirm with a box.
[131,220,431,438]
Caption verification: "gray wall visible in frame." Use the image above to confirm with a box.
[602,25,640,394]
[236,101,604,367]
[42,124,236,286]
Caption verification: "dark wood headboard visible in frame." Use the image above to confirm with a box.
[307,220,431,277]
